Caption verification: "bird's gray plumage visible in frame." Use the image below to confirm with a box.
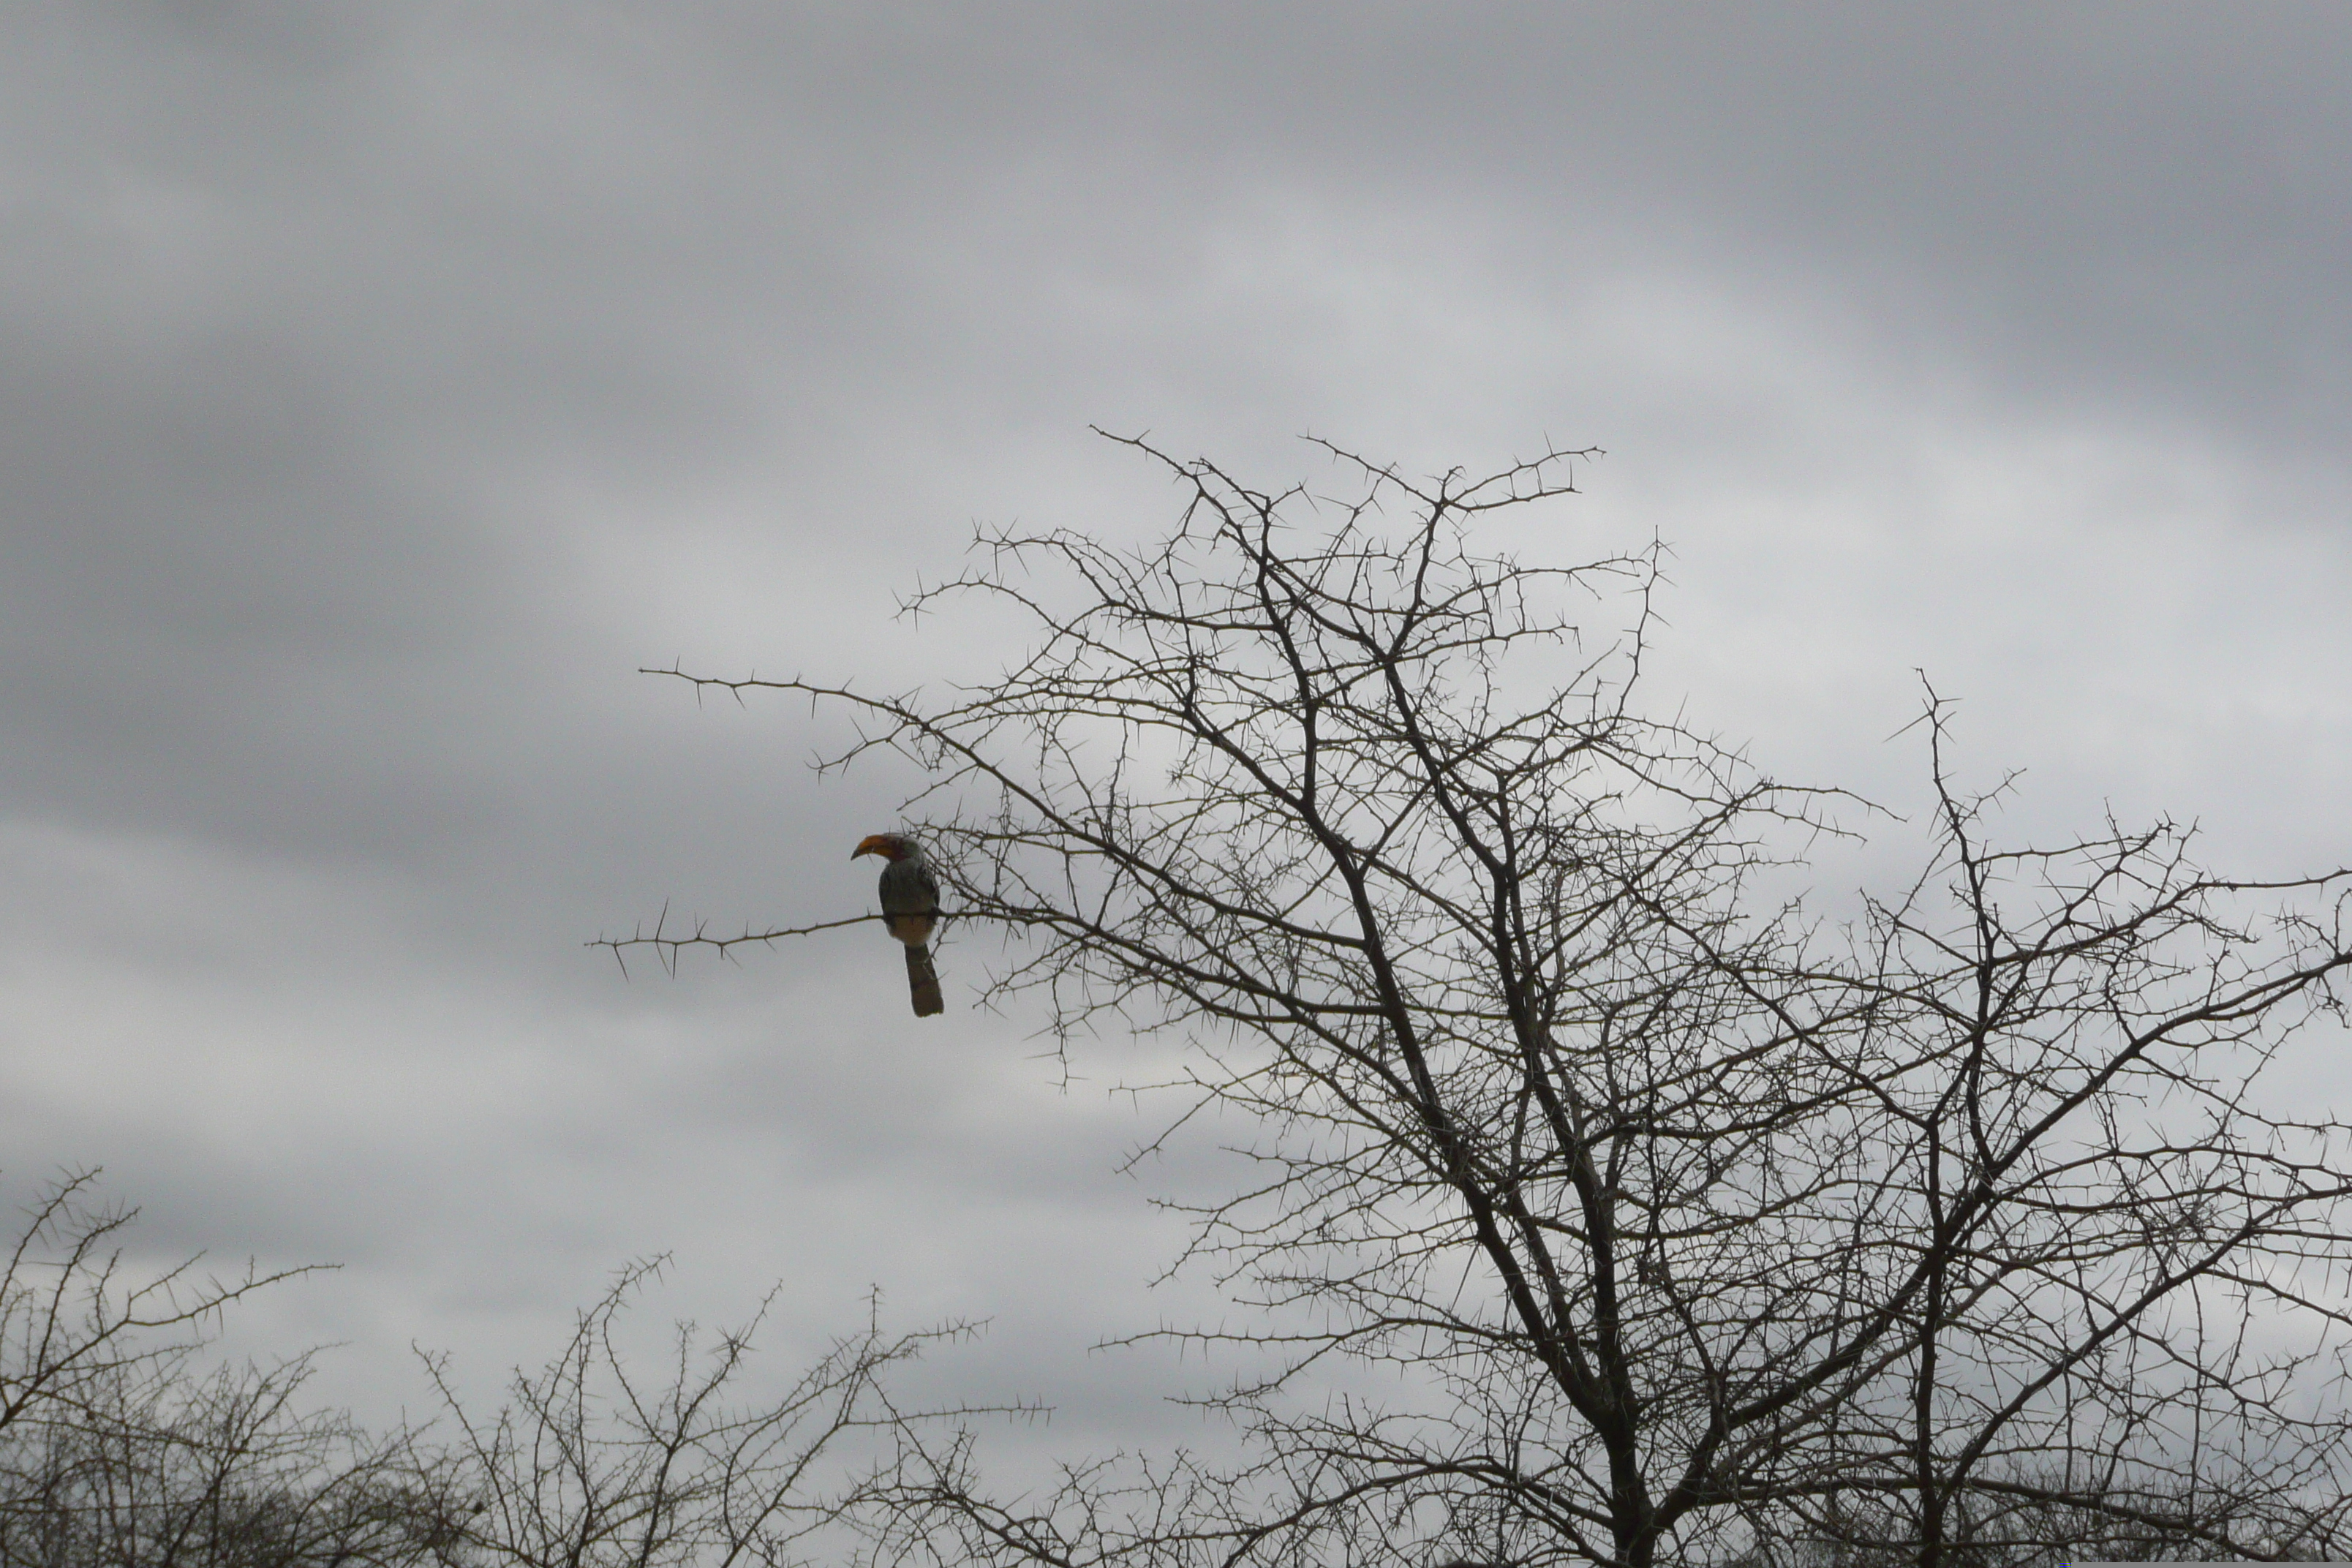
[853,832,944,1017]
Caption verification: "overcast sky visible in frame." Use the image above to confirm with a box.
[4,2,2348,1468]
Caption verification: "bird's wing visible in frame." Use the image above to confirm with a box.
[879,856,940,913]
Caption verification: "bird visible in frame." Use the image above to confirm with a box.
[851,832,945,1017]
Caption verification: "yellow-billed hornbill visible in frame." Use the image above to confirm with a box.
[851,833,944,1017]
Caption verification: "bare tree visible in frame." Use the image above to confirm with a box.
[420,1259,986,1568]
[0,1169,454,1566]
[4,1172,969,1567]
[1,1170,315,1450]
[607,432,2352,1568]
[0,1346,464,1568]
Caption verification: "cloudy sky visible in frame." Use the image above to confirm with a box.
[4,2,2348,1465]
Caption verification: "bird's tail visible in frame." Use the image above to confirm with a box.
[905,943,944,1017]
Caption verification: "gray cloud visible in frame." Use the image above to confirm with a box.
[2,1,2345,1450]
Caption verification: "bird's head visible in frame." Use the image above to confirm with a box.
[852,832,915,862]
